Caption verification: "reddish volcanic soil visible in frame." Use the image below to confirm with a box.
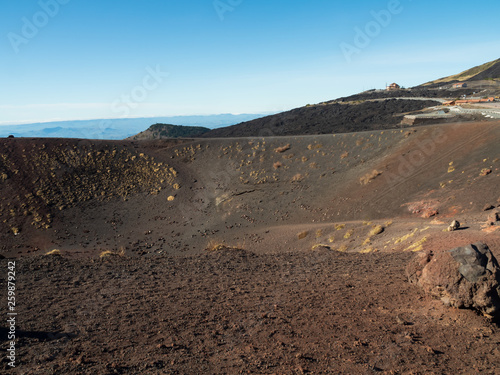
[1,120,500,374]
[2,248,500,374]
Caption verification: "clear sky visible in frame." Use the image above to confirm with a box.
[1,0,499,125]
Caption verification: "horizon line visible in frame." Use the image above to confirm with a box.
[0,112,277,127]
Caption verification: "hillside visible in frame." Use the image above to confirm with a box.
[2,121,499,259]
[128,123,210,140]
[198,60,500,140]
[201,99,440,138]
[423,58,500,86]
[2,120,500,373]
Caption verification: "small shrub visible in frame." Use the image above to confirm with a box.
[337,245,348,252]
[205,239,232,251]
[369,225,384,236]
[291,173,303,182]
[167,195,175,201]
[307,144,323,150]
[312,244,330,250]
[99,250,123,258]
[394,229,417,244]
[274,144,291,153]
[273,161,283,169]
[360,170,382,185]
[341,151,349,159]
[206,244,226,252]
[404,130,416,138]
[344,229,354,239]
[405,237,427,252]
[45,249,61,256]
[360,247,374,254]
[100,250,113,258]
[335,224,345,230]
[297,231,309,240]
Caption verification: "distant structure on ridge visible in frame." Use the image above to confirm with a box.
[386,82,400,91]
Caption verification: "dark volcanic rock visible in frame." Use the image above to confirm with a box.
[202,99,441,138]
[407,243,500,318]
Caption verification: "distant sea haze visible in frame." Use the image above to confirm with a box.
[0,114,270,140]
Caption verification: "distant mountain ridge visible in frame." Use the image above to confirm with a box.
[0,114,270,140]
[128,123,210,140]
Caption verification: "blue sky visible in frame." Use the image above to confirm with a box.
[1,0,499,125]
